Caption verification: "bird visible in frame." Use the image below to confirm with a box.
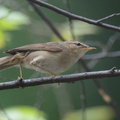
[0,40,95,79]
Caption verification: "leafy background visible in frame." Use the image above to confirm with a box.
[0,0,120,120]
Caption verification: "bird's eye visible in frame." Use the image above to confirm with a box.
[75,43,81,46]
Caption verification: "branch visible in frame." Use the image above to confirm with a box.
[83,51,120,60]
[97,13,120,22]
[0,68,120,90]
[28,0,120,32]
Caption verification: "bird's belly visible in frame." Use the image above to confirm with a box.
[23,58,69,73]
[22,51,71,74]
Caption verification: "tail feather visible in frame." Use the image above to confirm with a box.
[0,56,19,71]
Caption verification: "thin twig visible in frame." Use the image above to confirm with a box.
[63,0,76,40]
[28,1,66,41]
[28,0,120,32]
[83,32,120,60]
[106,32,120,50]
[82,50,120,60]
[80,81,87,120]
[97,13,120,23]
[78,59,87,120]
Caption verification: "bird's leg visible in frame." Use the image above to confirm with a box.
[18,63,23,80]
[16,52,30,88]
[10,54,24,79]
[17,63,24,88]
[30,61,61,85]
[30,61,56,77]
[10,53,28,88]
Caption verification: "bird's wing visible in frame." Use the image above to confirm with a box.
[4,42,63,55]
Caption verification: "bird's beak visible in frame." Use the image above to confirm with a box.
[85,47,96,50]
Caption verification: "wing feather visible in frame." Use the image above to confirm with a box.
[5,42,63,55]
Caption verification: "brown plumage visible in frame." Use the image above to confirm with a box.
[0,41,95,78]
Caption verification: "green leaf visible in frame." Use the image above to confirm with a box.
[0,106,47,120]
[63,106,115,120]
[0,5,30,49]
[0,5,30,30]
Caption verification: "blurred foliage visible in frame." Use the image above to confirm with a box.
[53,21,99,41]
[0,106,47,120]
[63,106,115,120]
[0,5,30,49]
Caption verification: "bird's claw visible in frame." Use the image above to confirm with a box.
[18,76,24,89]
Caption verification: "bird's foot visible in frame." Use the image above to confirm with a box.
[51,73,58,78]
[51,73,60,86]
[18,76,24,89]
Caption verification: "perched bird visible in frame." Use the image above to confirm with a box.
[0,41,95,79]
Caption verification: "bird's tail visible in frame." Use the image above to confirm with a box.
[0,56,19,71]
